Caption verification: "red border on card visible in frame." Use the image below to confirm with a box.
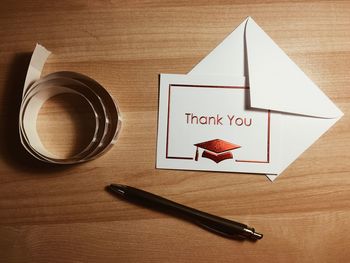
[166,84,270,163]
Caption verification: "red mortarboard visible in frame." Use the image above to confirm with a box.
[194,139,241,163]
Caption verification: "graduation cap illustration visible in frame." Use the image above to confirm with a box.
[194,139,241,163]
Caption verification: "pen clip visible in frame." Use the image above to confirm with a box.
[195,220,245,240]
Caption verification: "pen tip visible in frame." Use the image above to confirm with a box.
[243,227,263,241]
[252,232,263,240]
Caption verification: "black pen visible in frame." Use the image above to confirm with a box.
[107,184,263,241]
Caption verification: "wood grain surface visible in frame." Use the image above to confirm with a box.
[0,1,349,262]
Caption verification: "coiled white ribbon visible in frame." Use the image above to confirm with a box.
[19,44,122,164]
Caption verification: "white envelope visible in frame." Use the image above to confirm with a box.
[188,17,343,181]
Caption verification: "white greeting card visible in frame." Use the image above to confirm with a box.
[157,74,281,175]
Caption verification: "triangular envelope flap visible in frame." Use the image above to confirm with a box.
[245,18,343,118]
[189,18,248,77]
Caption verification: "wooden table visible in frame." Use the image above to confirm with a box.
[1,1,349,262]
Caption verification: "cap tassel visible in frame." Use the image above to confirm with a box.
[195,146,199,161]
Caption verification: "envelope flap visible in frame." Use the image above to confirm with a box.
[245,18,343,118]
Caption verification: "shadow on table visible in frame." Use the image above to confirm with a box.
[0,53,72,174]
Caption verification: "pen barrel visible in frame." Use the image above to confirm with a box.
[123,186,248,238]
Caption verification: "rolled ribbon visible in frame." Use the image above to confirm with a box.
[19,44,122,164]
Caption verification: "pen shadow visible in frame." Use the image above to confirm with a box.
[105,186,257,243]
[0,53,73,174]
